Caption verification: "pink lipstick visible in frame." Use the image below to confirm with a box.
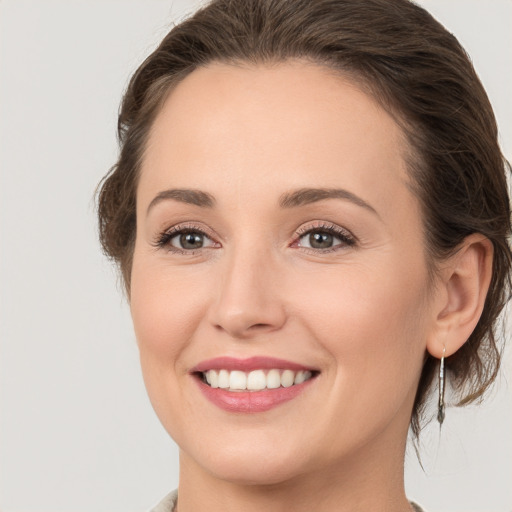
[191,356,318,413]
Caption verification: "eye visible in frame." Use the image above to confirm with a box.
[172,231,213,250]
[295,222,356,253]
[153,224,218,254]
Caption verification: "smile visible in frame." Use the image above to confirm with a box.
[191,356,319,413]
[201,369,314,391]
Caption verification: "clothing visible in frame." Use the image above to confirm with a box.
[147,489,178,512]
[147,489,426,512]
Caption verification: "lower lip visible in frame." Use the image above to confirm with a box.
[195,376,315,413]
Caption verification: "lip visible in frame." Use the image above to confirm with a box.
[194,376,316,413]
[190,356,319,413]
[190,356,316,373]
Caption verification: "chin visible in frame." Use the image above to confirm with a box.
[202,453,310,487]
[179,432,316,486]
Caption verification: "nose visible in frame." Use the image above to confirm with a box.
[207,243,287,339]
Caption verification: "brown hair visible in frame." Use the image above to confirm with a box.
[97,0,512,438]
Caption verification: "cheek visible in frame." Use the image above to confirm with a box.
[129,249,209,383]
[296,258,429,413]
[129,256,212,435]
[297,257,428,345]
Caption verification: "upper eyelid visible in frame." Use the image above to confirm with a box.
[295,221,354,237]
[160,221,351,237]
[163,222,217,239]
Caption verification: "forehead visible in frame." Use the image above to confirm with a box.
[139,60,415,222]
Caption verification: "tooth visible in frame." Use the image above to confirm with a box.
[294,370,311,384]
[208,368,313,391]
[294,371,305,384]
[266,369,281,389]
[229,370,247,390]
[208,370,219,388]
[218,369,230,389]
[281,369,295,387]
[247,370,266,391]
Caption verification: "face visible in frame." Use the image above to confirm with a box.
[131,60,436,485]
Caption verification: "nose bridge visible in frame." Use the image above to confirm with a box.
[208,235,286,338]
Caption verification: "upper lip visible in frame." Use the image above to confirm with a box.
[191,356,318,373]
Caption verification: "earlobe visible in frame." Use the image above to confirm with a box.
[426,234,493,359]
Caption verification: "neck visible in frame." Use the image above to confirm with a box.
[176,418,414,512]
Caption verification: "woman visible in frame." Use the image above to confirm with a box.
[97,0,511,511]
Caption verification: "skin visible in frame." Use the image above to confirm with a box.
[130,60,493,512]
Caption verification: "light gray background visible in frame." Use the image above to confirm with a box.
[0,1,511,511]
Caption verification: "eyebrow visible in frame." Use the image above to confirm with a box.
[278,187,378,216]
[147,189,216,214]
[146,187,379,217]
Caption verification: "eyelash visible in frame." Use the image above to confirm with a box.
[152,221,357,256]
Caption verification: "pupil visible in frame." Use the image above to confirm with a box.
[310,232,332,249]
[180,232,203,249]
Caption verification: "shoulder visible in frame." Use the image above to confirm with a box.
[146,489,178,512]
[410,502,427,512]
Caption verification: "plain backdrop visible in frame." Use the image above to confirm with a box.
[0,1,511,511]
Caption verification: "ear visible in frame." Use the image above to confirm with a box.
[426,234,494,359]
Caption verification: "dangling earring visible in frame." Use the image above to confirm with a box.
[437,346,446,426]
